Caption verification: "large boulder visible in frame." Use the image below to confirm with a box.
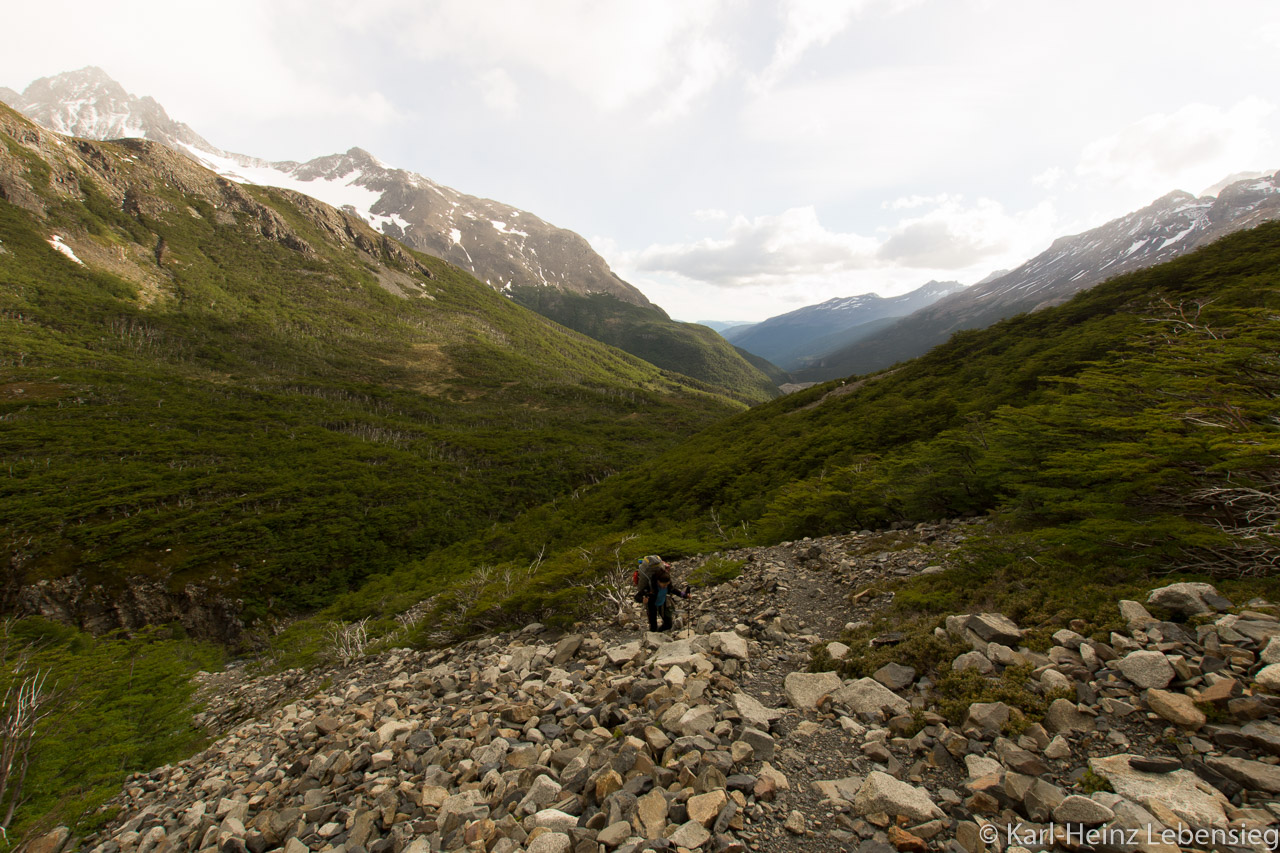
[1206,756,1280,794]
[1115,650,1175,689]
[1145,689,1206,729]
[852,771,944,822]
[709,631,749,660]
[965,613,1024,645]
[1089,755,1230,829]
[734,691,785,729]
[830,677,910,718]
[1146,583,1220,618]
[783,671,842,710]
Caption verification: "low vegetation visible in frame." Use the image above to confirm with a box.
[0,618,221,841]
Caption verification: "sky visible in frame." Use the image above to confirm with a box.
[3,0,1279,322]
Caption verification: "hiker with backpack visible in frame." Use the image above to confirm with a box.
[634,555,689,632]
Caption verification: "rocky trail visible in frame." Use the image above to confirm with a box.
[36,520,1280,853]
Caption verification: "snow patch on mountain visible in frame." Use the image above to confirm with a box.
[47,235,84,265]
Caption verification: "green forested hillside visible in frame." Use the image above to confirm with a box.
[0,105,745,619]
[333,222,1280,635]
[508,286,781,404]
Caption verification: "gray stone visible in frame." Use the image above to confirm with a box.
[605,641,642,665]
[964,754,1002,780]
[737,727,775,762]
[963,702,1010,738]
[1052,629,1086,649]
[830,677,910,718]
[783,671,843,710]
[1145,689,1206,729]
[597,821,632,848]
[519,775,563,814]
[872,662,916,691]
[852,771,944,822]
[965,613,1023,645]
[531,809,578,833]
[1256,663,1280,690]
[708,630,748,660]
[551,634,583,666]
[733,691,784,729]
[1205,755,1280,794]
[1262,636,1280,665]
[527,832,572,853]
[667,820,711,849]
[1023,778,1064,823]
[1147,582,1219,617]
[1118,600,1156,630]
[1089,754,1230,829]
[1043,699,1095,736]
[1115,650,1174,689]
[1040,668,1073,692]
[827,641,852,661]
[1052,794,1115,825]
[812,775,864,802]
[952,651,994,674]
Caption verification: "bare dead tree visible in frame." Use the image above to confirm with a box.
[0,651,59,831]
[1173,476,1280,578]
[578,534,640,623]
[324,617,371,666]
[1141,297,1220,340]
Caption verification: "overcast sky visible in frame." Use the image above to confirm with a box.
[3,1,1278,322]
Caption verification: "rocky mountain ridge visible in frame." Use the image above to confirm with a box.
[1,67,776,400]
[793,175,1280,381]
[38,521,1280,853]
[0,67,647,309]
[723,281,965,371]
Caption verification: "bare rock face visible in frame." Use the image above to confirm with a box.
[16,575,243,644]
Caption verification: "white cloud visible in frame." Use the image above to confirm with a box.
[757,0,922,88]
[1076,98,1276,196]
[477,68,519,114]
[877,196,1056,269]
[1032,167,1064,191]
[649,38,734,123]
[630,197,1058,287]
[742,65,998,191]
[384,0,733,114]
[884,193,958,211]
[634,206,878,286]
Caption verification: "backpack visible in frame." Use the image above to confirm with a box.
[632,555,664,600]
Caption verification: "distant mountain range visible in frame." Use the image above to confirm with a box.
[722,280,965,370]
[783,176,1280,382]
[1,67,777,402]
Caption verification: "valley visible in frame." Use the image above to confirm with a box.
[2,54,1280,853]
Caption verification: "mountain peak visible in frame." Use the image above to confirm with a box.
[2,66,218,152]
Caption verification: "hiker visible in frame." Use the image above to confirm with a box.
[636,557,689,632]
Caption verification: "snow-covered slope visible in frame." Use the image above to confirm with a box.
[724,280,964,369]
[1,67,652,309]
[793,174,1280,381]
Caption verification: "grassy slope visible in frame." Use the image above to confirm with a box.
[0,119,744,618]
